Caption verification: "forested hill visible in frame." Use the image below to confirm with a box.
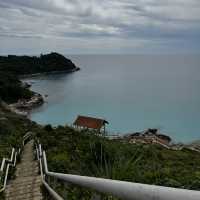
[0,71,33,103]
[0,52,79,103]
[0,52,78,75]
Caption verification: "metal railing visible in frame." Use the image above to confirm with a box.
[0,148,18,193]
[0,132,32,193]
[36,142,200,200]
[0,148,14,190]
[23,132,33,145]
[36,143,63,200]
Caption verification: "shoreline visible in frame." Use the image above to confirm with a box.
[9,92,44,117]
[7,92,200,151]
[19,68,80,79]
[10,67,80,116]
[9,70,200,149]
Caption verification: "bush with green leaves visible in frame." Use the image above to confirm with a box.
[36,126,200,199]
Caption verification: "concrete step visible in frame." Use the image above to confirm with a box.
[5,140,43,200]
[15,166,39,175]
[6,181,41,191]
[5,186,41,197]
[17,162,38,166]
[7,176,41,185]
[5,192,43,200]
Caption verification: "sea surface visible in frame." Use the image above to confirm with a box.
[24,55,200,143]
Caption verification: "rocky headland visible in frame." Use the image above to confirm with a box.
[9,92,44,116]
[0,52,79,115]
[0,52,80,76]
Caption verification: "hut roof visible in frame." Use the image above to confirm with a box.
[73,115,108,130]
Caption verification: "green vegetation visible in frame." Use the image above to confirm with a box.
[0,102,35,160]
[0,71,33,103]
[0,103,37,199]
[35,125,200,199]
[1,102,200,199]
[0,52,78,103]
[0,52,77,75]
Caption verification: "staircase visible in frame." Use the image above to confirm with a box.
[5,140,43,200]
[3,138,200,200]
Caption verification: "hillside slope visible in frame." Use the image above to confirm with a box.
[0,52,78,75]
[0,52,79,103]
[1,103,200,199]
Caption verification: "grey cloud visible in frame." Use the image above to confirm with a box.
[0,0,199,54]
[0,33,44,39]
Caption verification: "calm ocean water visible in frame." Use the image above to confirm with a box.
[25,55,200,143]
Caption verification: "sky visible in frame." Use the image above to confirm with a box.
[0,0,200,54]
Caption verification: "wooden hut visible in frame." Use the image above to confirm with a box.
[73,115,108,134]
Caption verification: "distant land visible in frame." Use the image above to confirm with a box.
[0,52,79,103]
[0,52,79,75]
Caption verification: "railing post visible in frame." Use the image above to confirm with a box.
[43,151,48,173]
[0,159,6,172]
[36,145,64,200]
[13,152,17,167]
[10,148,15,163]
[39,144,42,158]
[36,147,39,161]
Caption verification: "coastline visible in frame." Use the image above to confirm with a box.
[6,88,200,151]
[19,68,80,79]
[10,68,80,116]
[7,68,199,149]
[9,92,44,117]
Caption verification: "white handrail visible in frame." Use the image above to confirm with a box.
[36,144,63,200]
[41,149,200,200]
[0,158,6,172]
[23,132,32,145]
[2,135,200,200]
[0,132,32,193]
[0,148,15,193]
[0,148,15,172]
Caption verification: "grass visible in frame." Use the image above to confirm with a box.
[1,104,200,199]
[36,125,200,199]
[0,102,36,196]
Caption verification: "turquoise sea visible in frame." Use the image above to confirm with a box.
[24,55,200,143]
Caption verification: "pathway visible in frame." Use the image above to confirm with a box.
[5,140,43,200]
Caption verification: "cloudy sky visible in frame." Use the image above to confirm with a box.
[0,0,200,54]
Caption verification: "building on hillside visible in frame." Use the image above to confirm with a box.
[73,115,109,134]
[125,129,171,147]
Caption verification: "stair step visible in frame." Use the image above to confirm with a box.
[5,187,41,197]
[8,176,41,184]
[6,182,41,191]
[6,196,43,200]
[5,140,43,200]
[16,169,39,176]
[5,192,43,200]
